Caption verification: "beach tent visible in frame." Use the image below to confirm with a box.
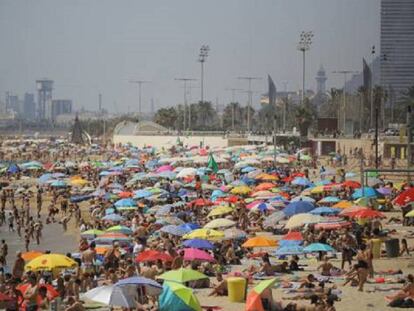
[245,278,278,311]
[159,282,201,311]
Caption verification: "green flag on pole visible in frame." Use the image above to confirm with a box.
[207,153,218,173]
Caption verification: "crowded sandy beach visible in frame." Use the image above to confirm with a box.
[0,137,413,311]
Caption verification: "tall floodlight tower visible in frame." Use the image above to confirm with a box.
[36,79,54,120]
[297,31,313,105]
[198,45,210,104]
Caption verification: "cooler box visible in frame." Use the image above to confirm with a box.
[371,239,382,259]
[227,277,247,302]
[385,238,400,258]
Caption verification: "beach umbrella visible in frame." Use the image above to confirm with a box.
[230,185,251,195]
[352,187,379,199]
[159,225,187,236]
[242,236,277,248]
[339,205,368,215]
[114,198,136,208]
[136,250,173,263]
[70,178,88,187]
[282,231,303,241]
[310,186,325,194]
[283,201,315,217]
[310,207,340,215]
[223,227,247,240]
[158,216,185,226]
[182,228,224,240]
[315,220,351,230]
[246,278,278,311]
[250,202,275,212]
[377,187,392,196]
[207,206,233,218]
[118,191,133,198]
[241,166,257,173]
[82,285,114,305]
[182,239,214,250]
[183,248,214,262]
[318,196,340,204]
[102,214,125,222]
[25,254,78,271]
[21,251,44,261]
[81,229,104,238]
[106,225,133,235]
[304,243,335,253]
[38,173,53,184]
[178,223,200,233]
[255,182,276,191]
[393,187,414,206]
[176,168,197,178]
[50,180,67,187]
[133,190,153,199]
[290,195,315,203]
[346,209,385,219]
[285,213,324,229]
[250,190,274,198]
[342,180,361,189]
[345,172,357,178]
[274,245,304,256]
[156,165,173,173]
[262,211,285,229]
[0,292,12,301]
[158,268,208,283]
[204,218,235,229]
[291,177,312,186]
[156,205,173,216]
[333,200,353,209]
[404,210,414,217]
[115,276,163,296]
[255,173,278,181]
[159,282,202,311]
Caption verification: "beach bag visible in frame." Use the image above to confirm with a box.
[388,298,405,307]
[402,299,414,308]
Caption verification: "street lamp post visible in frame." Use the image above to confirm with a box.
[225,88,242,131]
[237,77,262,133]
[332,70,358,135]
[198,45,210,104]
[129,80,151,116]
[297,31,313,105]
[175,78,197,131]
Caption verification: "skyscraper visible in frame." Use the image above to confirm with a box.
[315,65,327,94]
[380,0,414,100]
[23,93,35,120]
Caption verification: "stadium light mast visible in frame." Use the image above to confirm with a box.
[198,45,210,104]
[237,77,262,133]
[297,31,313,105]
[175,78,197,131]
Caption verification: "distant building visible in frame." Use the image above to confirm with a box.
[36,79,53,120]
[23,93,36,120]
[51,99,72,121]
[315,65,327,94]
[6,93,20,115]
[381,0,414,100]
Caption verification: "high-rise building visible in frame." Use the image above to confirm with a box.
[315,65,327,94]
[23,93,35,120]
[36,79,53,119]
[51,99,72,121]
[380,0,414,100]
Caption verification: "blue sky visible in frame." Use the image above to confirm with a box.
[0,0,380,113]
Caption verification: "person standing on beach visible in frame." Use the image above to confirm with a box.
[12,252,25,279]
[36,187,42,217]
[1,240,8,264]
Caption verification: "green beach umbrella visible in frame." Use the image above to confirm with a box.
[158,268,208,283]
[207,153,218,173]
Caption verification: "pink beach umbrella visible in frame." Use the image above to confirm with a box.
[156,165,173,173]
[183,248,215,262]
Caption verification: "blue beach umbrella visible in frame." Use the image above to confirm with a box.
[133,190,153,199]
[102,214,125,222]
[283,201,315,217]
[275,245,304,256]
[352,187,379,199]
[114,198,136,208]
[310,207,340,215]
[160,225,187,236]
[182,239,214,250]
[304,243,335,253]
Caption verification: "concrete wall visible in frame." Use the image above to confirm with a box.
[113,135,228,149]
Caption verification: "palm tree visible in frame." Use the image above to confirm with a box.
[153,107,178,129]
[295,99,316,137]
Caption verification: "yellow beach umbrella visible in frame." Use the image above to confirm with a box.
[182,228,224,240]
[285,213,324,229]
[333,200,353,209]
[405,210,414,217]
[231,185,251,195]
[207,206,233,218]
[204,218,236,229]
[25,254,78,272]
[242,236,278,248]
[310,186,325,194]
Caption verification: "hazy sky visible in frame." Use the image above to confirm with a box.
[0,0,380,113]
